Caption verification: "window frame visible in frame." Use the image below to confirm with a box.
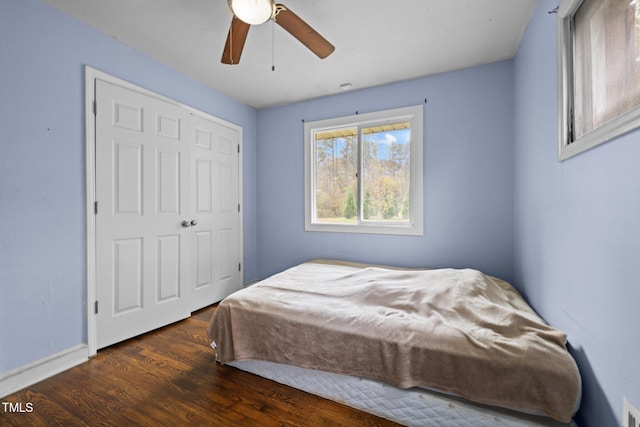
[304,105,423,236]
[557,0,640,160]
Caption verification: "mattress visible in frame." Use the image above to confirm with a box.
[227,359,577,427]
[208,260,581,422]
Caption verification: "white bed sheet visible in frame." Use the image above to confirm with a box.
[227,359,577,427]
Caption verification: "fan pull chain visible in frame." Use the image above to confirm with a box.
[271,19,276,71]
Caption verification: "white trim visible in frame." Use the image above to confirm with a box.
[84,66,243,355]
[0,345,88,398]
[304,105,424,236]
[85,66,98,356]
[557,0,640,160]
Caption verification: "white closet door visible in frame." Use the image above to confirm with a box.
[189,113,242,311]
[95,79,191,349]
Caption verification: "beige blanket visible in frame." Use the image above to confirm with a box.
[207,260,580,423]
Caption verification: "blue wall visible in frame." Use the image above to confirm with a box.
[255,61,515,282]
[514,1,640,426]
[0,0,257,374]
[4,1,637,425]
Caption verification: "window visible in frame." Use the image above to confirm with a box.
[304,105,423,235]
[558,0,640,160]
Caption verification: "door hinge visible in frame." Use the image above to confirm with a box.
[94,300,98,314]
[94,201,98,215]
[93,100,97,116]
[238,263,241,272]
[237,144,240,153]
[238,203,241,212]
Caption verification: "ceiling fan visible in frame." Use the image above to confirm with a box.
[222,0,335,65]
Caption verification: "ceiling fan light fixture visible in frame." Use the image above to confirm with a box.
[229,0,274,25]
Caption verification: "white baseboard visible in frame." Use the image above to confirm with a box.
[0,344,88,399]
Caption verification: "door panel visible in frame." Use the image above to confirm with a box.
[157,150,181,214]
[113,102,143,132]
[218,163,233,211]
[195,159,212,213]
[157,234,181,301]
[113,141,143,215]
[113,238,143,313]
[217,228,234,282]
[195,231,213,289]
[156,113,181,140]
[189,115,241,310]
[95,79,190,349]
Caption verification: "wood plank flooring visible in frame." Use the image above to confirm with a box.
[1,305,401,426]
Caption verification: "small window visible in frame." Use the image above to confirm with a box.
[558,0,640,160]
[304,105,423,235]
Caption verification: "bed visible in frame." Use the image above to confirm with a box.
[207,260,581,426]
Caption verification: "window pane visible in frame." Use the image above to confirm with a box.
[573,0,640,138]
[305,105,423,234]
[361,122,411,223]
[314,127,358,224]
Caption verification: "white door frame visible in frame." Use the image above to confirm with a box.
[84,66,243,356]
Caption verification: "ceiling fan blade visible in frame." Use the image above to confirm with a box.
[221,16,251,65]
[274,4,335,59]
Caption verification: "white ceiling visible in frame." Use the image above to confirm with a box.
[43,0,538,109]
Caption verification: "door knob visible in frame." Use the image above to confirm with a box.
[190,219,198,227]
[181,220,191,228]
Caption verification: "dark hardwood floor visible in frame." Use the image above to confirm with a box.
[1,305,400,426]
